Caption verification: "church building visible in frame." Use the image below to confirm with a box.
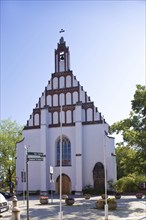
[16,37,116,194]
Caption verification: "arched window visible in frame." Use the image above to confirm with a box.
[57,137,71,166]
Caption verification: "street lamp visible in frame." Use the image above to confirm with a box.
[103,119,117,220]
[59,94,63,220]
[25,145,29,220]
[103,117,108,220]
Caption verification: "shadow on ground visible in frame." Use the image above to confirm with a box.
[1,195,146,220]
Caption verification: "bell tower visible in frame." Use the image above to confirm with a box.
[55,36,70,73]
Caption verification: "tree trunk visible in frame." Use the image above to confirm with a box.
[8,167,13,193]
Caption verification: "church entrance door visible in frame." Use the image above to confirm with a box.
[56,174,71,194]
[93,162,105,193]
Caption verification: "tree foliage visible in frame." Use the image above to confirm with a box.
[0,119,23,193]
[115,146,137,179]
[114,174,146,193]
[110,85,146,175]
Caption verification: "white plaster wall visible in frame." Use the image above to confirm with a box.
[87,108,92,121]
[28,117,33,126]
[34,114,39,126]
[82,124,104,188]
[17,123,79,192]
[40,109,48,191]
[73,107,84,123]
[60,76,65,88]
[16,129,42,191]
[73,78,78,87]
[47,82,51,90]
[66,75,71,88]
[73,110,75,123]
[53,94,58,106]
[106,137,117,183]
[66,93,71,105]
[56,54,58,72]
[44,108,50,126]
[66,110,71,123]
[46,126,76,191]
[16,140,26,191]
[73,92,78,104]
[60,93,65,105]
[53,112,58,124]
[75,104,83,191]
[80,90,85,103]
[53,77,58,89]
[82,124,116,189]
[75,104,82,122]
[48,112,52,125]
[59,60,65,72]
[47,95,51,106]
[24,129,42,191]
[41,95,45,107]
[17,114,116,192]
[94,108,100,120]
[82,109,85,122]
[60,110,65,123]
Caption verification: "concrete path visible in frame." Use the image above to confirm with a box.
[0,195,146,220]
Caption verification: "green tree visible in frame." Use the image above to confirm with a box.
[115,146,140,179]
[110,85,146,175]
[0,119,23,193]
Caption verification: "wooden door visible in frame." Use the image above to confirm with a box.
[93,162,105,193]
[56,174,71,194]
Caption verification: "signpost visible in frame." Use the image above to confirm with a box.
[27,152,46,161]
[25,149,46,220]
[28,158,43,161]
[25,146,29,220]
[28,152,44,156]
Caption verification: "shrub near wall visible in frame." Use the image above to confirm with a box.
[82,185,104,195]
[115,175,146,193]
[117,177,137,193]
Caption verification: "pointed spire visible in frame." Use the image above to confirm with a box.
[55,31,70,73]
[60,37,64,44]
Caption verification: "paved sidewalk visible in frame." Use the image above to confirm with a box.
[0,195,146,220]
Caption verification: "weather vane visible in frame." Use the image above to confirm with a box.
[59,29,65,33]
[59,29,65,43]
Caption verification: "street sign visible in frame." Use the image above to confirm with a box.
[50,166,54,174]
[28,152,43,156]
[28,158,43,161]
[27,152,45,161]
[139,182,146,189]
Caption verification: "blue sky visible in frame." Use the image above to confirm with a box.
[1,1,145,138]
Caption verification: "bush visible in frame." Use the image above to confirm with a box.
[82,185,104,195]
[115,175,146,193]
[96,198,117,210]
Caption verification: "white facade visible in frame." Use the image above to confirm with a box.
[16,37,116,194]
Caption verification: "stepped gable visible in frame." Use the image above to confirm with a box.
[24,38,103,130]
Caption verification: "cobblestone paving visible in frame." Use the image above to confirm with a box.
[0,195,146,220]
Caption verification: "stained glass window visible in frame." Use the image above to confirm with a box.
[57,137,71,166]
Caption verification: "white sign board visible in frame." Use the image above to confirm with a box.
[50,166,54,174]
